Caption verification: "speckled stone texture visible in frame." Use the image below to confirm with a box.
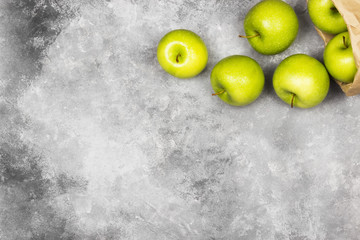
[0,0,360,239]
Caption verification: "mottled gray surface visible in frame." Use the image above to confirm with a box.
[0,0,360,239]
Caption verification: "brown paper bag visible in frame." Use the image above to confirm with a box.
[307,0,360,96]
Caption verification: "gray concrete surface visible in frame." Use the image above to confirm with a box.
[0,0,360,239]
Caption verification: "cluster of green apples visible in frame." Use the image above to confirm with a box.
[308,0,357,84]
[157,0,358,108]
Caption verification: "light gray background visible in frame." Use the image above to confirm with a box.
[1,0,360,239]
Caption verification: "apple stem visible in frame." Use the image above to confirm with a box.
[291,93,295,108]
[330,6,338,12]
[239,33,260,39]
[343,36,348,48]
[176,53,181,63]
[212,90,226,96]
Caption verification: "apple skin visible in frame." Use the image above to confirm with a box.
[273,54,330,108]
[157,29,208,79]
[324,31,357,83]
[243,0,299,55]
[211,55,265,106]
[308,0,347,34]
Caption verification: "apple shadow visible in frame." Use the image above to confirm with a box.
[198,65,210,79]
[262,65,276,95]
[293,1,314,44]
[323,77,348,105]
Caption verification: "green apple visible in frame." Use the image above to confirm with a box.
[157,29,208,79]
[273,54,330,108]
[324,31,357,83]
[240,0,299,55]
[210,55,265,106]
[308,0,347,34]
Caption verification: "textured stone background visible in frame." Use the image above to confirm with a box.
[1,0,360,239]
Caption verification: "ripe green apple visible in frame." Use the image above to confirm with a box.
[240,0,299,55]
[210,55,265,106]
[157,29,208,79]
[324,31,357,83]
[273,54,330,108]
[308,0,347,34]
